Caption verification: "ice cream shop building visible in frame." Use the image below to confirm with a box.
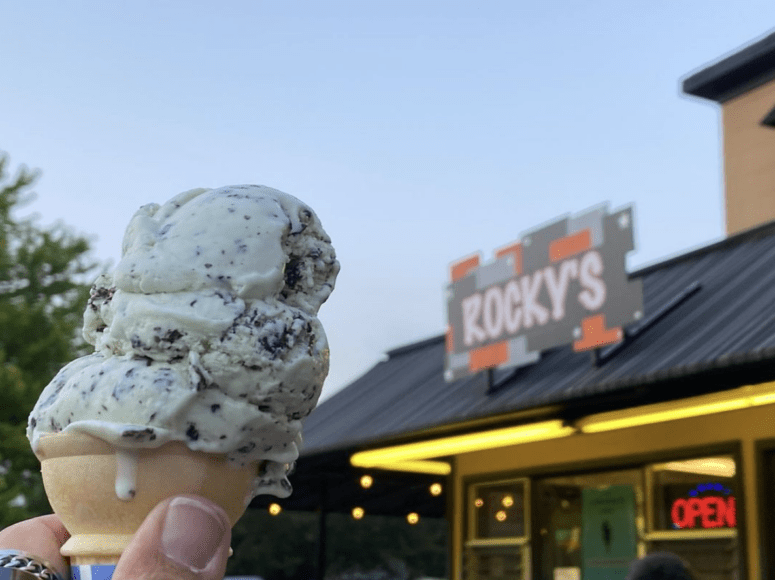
[276,33,775,580]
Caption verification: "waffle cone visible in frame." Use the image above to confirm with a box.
[36,431,256,566]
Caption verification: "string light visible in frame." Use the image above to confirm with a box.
[429,483,442,496]
[268,503,282,516]
[502,495,514,507]
[474,498,484,508]
[360,475,374,489]
[352,507,365,520]
[407,512,420,525]
[495,510,507,522]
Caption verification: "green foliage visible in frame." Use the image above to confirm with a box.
[0,152,98,528]
[229,509,319,580]
[324,512,448,580]
[228,509,448,580]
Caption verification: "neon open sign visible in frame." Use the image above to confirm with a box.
[670,483,736,529]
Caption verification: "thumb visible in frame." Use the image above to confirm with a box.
[113,495,232,580]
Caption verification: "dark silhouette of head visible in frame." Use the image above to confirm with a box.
[627,552,696,580]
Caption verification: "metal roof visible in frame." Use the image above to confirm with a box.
[302,221,775,457]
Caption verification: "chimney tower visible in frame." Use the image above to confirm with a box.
[684,31,775,236]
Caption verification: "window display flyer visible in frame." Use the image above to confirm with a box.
[581,485,638,580]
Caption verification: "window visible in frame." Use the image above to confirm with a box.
[471,479,528,540]
[465,479,529,580]
[649,456,736,532]
[646,455,739,580]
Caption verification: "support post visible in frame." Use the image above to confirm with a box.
[316,479,328,580]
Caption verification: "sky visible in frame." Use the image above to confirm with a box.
[2,2,774,401]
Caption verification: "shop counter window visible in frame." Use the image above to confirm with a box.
[646,455,739,580]
[465,545,525,580]
[465,478,529,580]
[471,479,528,540]
[649,456,736,532]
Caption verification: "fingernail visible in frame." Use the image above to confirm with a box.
[161,496,228,571]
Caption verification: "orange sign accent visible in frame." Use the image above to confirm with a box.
[549,229,592,263]
[451,255,481,282]
[495,242,522,275]
[572,314,622,351]
[469,341,509,372]
[445,327,454,353]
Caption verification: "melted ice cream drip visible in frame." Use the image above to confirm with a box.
[115,450,139,501]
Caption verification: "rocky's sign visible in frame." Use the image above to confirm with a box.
[444,205,643,381]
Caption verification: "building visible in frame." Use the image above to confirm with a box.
[256,32,775,580]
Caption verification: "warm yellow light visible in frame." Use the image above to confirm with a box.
[501,495,514,507]
[578,381,775,434]
[653,457,736,478]
[352,507,365,520]
[579,399,746,433]
[360,475,374,489]
[407,512,420,525]
[749,390,775,406]
[268,503,282,516]
[430,483,443,496]
[357,460,451,475]
[495,510,507,522]
[474,498,484,508]
[351,420,574,469]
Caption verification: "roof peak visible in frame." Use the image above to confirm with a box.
[683,29,775,102]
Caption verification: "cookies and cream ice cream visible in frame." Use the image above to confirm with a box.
[27,185,338,498]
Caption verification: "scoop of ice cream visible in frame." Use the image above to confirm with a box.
[27,185,339,498]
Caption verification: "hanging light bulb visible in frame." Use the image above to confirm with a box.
[268,503,282,516]
[501,495,514,508]
[495,510,507,522]
[407,512,420,525]
[352,507,365,520]
[429,483,442,496]
[360,475,374,489]
[474,498,484,508]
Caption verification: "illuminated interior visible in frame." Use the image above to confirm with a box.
[652,457,736,478]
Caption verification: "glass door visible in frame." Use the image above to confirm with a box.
[534,469,643,580]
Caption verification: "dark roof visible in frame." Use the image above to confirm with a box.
[763,104,775,128]
[683,30,775,102]
[302,221,775,456]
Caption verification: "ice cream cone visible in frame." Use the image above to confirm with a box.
[36,431,256,570]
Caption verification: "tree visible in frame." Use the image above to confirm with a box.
[0,152,98,528]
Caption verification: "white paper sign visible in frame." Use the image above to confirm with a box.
[554,567,581,580]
